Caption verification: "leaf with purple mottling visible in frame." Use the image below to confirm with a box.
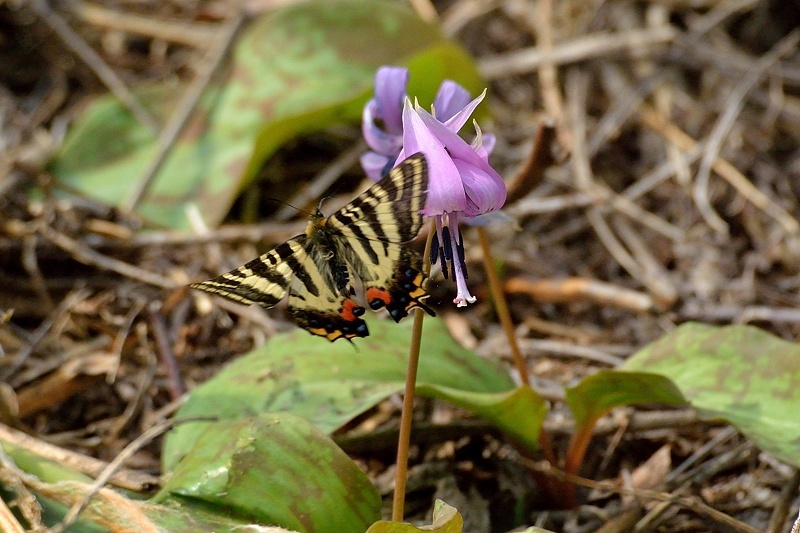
[50,0,484,229]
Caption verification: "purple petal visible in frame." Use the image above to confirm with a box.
[453,159,507,217]
[443,89,487,133]
[433,80,471,123]
[401,99,467,216]
[470,122,495,160]
[362,100,403,155]
[477,132,496,158]
[373,66,409,134]
[416,107,506,214]
[360,151,393,181]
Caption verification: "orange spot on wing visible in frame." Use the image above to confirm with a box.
[366,287,391,305]
[340,299,360,321]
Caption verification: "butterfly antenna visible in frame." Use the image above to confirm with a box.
[263,198,314,218]
[316,180,347,215]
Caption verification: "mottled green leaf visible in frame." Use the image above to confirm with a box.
[566,370,688,427]
[163,316,545,470]
[366,500,463,532]
[623,322,800,465]
[0,472,263,532]
[419,384,547,451]
[156,413,378,533]
[49,0,484,229]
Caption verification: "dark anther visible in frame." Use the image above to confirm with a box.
[440,253,448,279]
[430,231,440,265]
[441,226,453,260]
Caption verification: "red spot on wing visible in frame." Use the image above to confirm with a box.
[366,287,391,305]
[340,299,361,322]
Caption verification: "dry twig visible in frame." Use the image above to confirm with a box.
[26,0,159,132]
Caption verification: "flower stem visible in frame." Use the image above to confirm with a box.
[476,227,530,386]
[391,222,435,522]
[477,227,559,468]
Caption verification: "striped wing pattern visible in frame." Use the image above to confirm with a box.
[189,237,306,307]
[325,153,433,326]
[190,153,434,342]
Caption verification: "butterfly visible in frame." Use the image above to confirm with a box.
[191,153,435,342]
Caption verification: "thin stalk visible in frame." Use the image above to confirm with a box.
[476,227,530,386]
[391,222,435,522]
[477,226,559,466]
[560,417,598,508]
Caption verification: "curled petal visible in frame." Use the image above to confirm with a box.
[416,107,506,214]
[480,133,496,157]
[373,66,408,134]
[443,89,487,133]
[401,99,467,216]
[362,100,403,155]
[433,80,472,123]
[360,151,393,181]
[453,159,507,217]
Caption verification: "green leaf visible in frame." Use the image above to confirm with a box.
[1,440,95,485]
[49,0,485,229]
[163,316,546,470]
[156,413,379,533]
[622,322,800,466]
[366,500,463,532]
[2,427,302,532]
[3,477,267,532]
[419,384,547,451]
[565,370,688,428]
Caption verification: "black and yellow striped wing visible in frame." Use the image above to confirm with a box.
[189,236,307,308]
[190,153,434,342]
[324,153,433,325]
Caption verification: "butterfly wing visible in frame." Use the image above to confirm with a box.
[189,237,307,307]
[327,153,434,322]
[191,153,432,342]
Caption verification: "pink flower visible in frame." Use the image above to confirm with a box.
[361,67,506,307]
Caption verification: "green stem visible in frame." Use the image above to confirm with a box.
[391,222,435,522]
[477,227,564,505]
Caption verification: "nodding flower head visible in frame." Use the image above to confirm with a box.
[361,67,506,306]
